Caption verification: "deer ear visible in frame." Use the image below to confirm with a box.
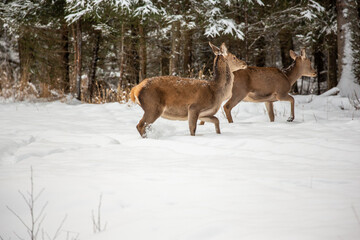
[301,48,307,59]
[289,50,297,60]
[209,42,220,55]
[220,42,228,56]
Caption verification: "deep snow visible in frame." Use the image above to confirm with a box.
[1,94,360,240]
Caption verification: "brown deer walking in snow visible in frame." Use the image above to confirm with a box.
[130,42,247,137]
[223,48,316,123]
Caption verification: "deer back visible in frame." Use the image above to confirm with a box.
[233,66,291,101]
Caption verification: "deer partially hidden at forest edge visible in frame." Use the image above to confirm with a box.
[130,42,247,137]
[223,48,316,123]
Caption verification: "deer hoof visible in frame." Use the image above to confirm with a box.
[287,117,294,122]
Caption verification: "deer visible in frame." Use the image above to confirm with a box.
[222,48,317,123]
[130,42,247,137]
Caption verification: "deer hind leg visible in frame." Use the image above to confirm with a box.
[265,102,275,122]
[276,93,295,122]
[136,117,146,137]
[188,105,200,136]
[136,106,164,138]
[199,116,221,134]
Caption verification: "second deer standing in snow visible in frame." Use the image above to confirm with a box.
[223,49,316,122]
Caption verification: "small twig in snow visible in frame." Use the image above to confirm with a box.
[352,205,360,226]
[313,113,318,122]
[7,167,47,240]
[92,194,107,233]
[52,215,68,240]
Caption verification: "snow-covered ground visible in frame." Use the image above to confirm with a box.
[1,94,360,240]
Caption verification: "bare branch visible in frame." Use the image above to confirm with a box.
[45,232,51,240]
[52,215,68,240]
[34,214,46,240]
[65,231,80,240]
[18,190,31,209]
[97,195,102,231]
[7,206,31,232]
[73,233,80,240]
[34,201,48,224]
[92,194,106,233]
[34,188,46,203]
[352,205,360,226]
[13,231,25,240]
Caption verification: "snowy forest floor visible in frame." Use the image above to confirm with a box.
[1,94,360,240]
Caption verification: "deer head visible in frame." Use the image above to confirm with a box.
[209,42,247,71]
[290,48,317,77]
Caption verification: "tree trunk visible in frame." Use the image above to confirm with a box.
[279,28,294,69]
[183,28,193,76]
[351,0,360,85]
[336,0,346,78]
[160,37,170,76]
[169,20,181,75]
[336,0,360,97]
[326,32,338,89]
[313,31,326,95]
[130,23,140,84]
[139,24,147,82]
[75,20,82,100]
[314,49,325,95]
[118,23,125,88]
[72,24,76,94]
[243,0,249,62]
[18,32,30,84]
[182,0,192,76]
[300,77,304,94]
[89,30,101,102]
[254,36,266,67]
[61,24,70,93]
[279,28,298,93]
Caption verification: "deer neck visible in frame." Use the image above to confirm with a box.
[283,61,303,86]
[212,56,232,97]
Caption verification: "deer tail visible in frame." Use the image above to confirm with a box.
[130,81,146,105]
[130,86,137,103]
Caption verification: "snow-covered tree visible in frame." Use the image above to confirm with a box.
[336,0,360,99]
[350,0,360,88]
[2,0,360,101]
[1,0,71,95]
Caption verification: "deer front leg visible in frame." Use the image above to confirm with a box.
[199,120,205,125]
[223,100,234,123]
[199,116,221,134]
[276,94,295,122]
[265,102,275,122]
[223,91,247,123]
[188,105,200,136]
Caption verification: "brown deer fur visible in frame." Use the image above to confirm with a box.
[130,43,247,137]
[224,49,316,123]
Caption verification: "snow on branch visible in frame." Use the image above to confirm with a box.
[134,0,161,17]
[309,0,325,12]
[65,0,134,24]
[205,18,244,40]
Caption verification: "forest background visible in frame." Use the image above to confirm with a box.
[1,0,360,103]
